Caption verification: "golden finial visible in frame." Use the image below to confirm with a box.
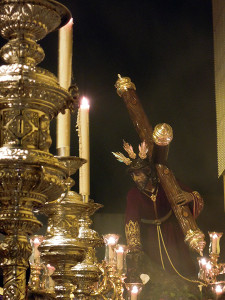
[115,74,136,97]
[153,123,173,146]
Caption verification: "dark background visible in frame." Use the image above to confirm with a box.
[53,0,219,230]
[1,1,222,247]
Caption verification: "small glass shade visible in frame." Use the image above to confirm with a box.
[103,234,120,265]
[125,283,143,300]
[30,235,44,264]
[115,244,128,274]
[209,232,223,256]
[211,282,225,297]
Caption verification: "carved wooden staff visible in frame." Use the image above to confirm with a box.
[115,75,205,255]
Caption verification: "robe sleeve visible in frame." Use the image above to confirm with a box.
[125,188,142,252]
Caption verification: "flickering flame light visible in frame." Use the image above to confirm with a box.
[213,233,218,239]
[116,246,124,253]
[206,262,212,270]
[215,284,223,294]
[131,285,139,300]
[67,18,73,28]
[131,285,139,294]
[80,96,90,109]
[107,236,117,245]
[47,264,55,270]
[33,237,41,245]
[47,264,55,275]
[201,258,207,265]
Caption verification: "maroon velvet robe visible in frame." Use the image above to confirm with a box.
[125,184,200,276]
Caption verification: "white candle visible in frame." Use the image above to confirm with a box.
[215,284,223,295]
[116,246,124,271]
[131,286,138,300]
[47,264,55,290]
[33,237,41,264]
[78,97,90,202]
[108,245,114,264]
[57,18,73,156]
[212,234,218,254]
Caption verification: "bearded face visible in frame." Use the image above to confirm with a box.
[130,169,151,191]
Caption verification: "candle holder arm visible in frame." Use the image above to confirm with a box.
[90,262,117,299]
[68,83,79,112]
[218,263,225,275]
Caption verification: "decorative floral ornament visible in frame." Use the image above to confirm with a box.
[112,141,148,165]
[123,140,136,159]
[112,152,132,165]
[138,141,148,159]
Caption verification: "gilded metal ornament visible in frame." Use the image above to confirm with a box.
[125,220,142,252]
[0,0,74,298]
[153,123,173,146]
[115,74,136,97]
[72,201,103,299]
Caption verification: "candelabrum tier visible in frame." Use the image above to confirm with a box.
[40,189,92,299]
[0,0,75,298]
[0,0,71,65]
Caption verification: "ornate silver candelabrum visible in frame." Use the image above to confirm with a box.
[39,157,89,300]
[0,0,76,298]
[85,234,127,300]
[198,232,225,297]
[28,235,55,299]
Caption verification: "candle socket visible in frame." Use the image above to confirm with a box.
[125,283,143,300]
[103,234,120,266]
[115,244,128,275]
[57,146,70,157]
[82,194,89,203]
[209,232,223,256]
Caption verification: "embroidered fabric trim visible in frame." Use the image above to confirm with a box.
[125,220,142,252]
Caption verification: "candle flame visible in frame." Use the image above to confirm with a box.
[107,236,117,245]
[131,285,139,294]
[206,262,212,270]
[64,18,73,28]
[213,233,218,239]
[33,237,41,245]
[215,284,223,294]
[80,96,90,110]
[47,264,55,270]
[116,246,124,253]
[200,258,207,265]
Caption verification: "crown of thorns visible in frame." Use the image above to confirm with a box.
[112,141,148,165]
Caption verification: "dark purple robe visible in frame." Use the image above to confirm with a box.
[125,184,200,276]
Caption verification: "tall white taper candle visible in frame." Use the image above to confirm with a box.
[56,18,73,156]
[78,97,90,202]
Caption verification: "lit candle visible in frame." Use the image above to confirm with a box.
[209,232,223,255]
[78,97,90,202]
[198,257,207,281]
[116,245,124,271]
[103,234,119,265]
[215,284,223,297]
[56,18,73,156]
[108,237,116,264]
[212,234,218,254]
[33,237,41,264]
[47,264,55,291]
[131,285,138,300]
